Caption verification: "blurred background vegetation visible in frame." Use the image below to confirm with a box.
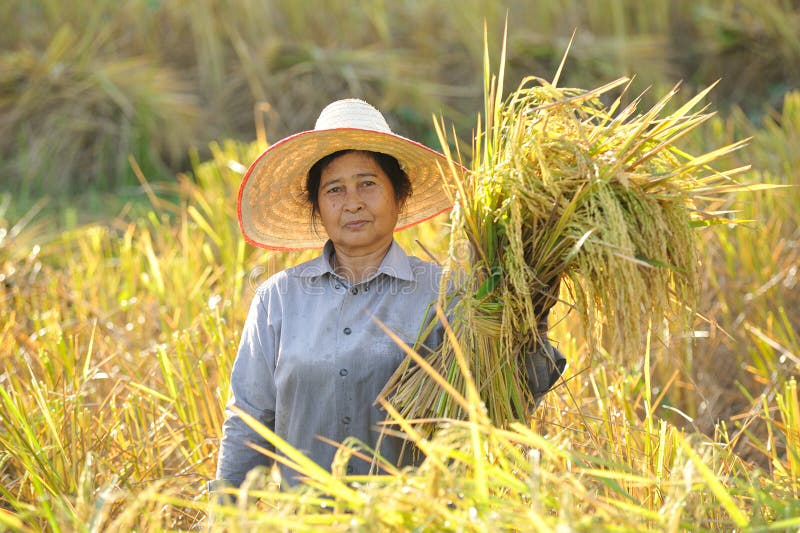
[1,0,799,529]
[2,0,799,203]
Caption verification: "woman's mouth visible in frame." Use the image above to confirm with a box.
[343,220,370,229]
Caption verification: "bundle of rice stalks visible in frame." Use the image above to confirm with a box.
[385,52,751,429]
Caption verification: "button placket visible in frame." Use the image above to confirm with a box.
[335,277,359,442]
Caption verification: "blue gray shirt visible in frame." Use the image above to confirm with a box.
[215,240,564,488]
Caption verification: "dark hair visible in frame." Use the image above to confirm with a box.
[305,150,412,229]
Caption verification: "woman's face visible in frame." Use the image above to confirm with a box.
[317,151,400,255]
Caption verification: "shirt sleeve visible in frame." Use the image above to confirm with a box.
[214,287,279,488]
[525,337,566,407]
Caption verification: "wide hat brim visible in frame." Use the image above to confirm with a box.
[238,127,461,250]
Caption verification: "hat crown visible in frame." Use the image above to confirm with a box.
[314,98,393,133]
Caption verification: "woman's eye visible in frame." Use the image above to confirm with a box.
[325,186,342,194]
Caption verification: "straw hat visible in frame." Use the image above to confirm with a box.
[237,98,461,250]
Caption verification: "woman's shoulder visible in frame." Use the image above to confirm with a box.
[251,254,327,296]
[250,268,289,299]
[406,253,443,274]
[404,253,444,292]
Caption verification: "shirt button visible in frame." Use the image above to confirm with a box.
[350,287,358,295]
[342,416,351,424]
[339,368,348,376]
[343,327,352,335]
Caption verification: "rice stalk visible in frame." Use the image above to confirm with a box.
[386,46,753,429]
[775,377,800,497]
[199,339,760,532]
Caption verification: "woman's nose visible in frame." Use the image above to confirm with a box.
[343,190,365,211]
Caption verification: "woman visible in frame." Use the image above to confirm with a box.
[214,99,564,490]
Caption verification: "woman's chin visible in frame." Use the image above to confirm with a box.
[331,232,391,252]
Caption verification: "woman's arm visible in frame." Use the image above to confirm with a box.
[524,338,566,408]
[524,307,567,408]
[213,290,278,490]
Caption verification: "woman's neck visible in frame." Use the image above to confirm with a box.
[331,241,392,283]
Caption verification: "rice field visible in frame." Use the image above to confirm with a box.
[1,92,798,532]
[2,1,800,531]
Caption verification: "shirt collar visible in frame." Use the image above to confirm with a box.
[292,239,414,282]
